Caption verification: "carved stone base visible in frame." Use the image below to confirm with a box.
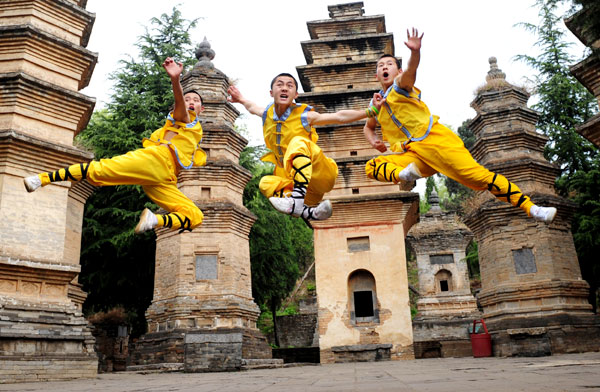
[412,312,483,358]
[487,313,600,357]
[0,302,97,382]
[129,327,272,371]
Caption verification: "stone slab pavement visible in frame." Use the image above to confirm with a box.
[2,352,600,392]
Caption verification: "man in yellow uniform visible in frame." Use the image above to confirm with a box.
[364,28,557,223]
[228,74,383,220]
[24,57,206,233]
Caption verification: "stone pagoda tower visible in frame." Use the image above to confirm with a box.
[297,3,420,363]
[130,39,271,372]
[407,190,480,358]
[0,0,98,382]
[463,57,600,356]
[565,7,600,148]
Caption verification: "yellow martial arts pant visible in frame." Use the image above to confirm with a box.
[365,123,535,215]
[260,136,338,206]
[39,145,203,231]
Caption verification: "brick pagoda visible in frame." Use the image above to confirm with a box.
[0,0,98,382]
[463,57,600,356]
[407,190,480,358]
[298,2,419,363]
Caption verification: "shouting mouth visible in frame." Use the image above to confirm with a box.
[383,72,389,78]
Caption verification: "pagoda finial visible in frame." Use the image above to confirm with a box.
[486,56,506,83]
[194,37,215,69]
[428,189,442,215]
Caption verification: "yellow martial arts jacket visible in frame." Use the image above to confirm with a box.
[143,110,206,169]
[260,103,318,167]
[375,83,439,152]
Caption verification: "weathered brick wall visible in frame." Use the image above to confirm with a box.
[184,331,242,372]
[129,330,186,365]
[90,324,128,372]
[276,313,317,348]
[242,329,272,360]
[330,344,392,363]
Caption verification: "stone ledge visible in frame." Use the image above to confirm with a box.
[126,363,183,373]
[185,331,243,344]
[507,327,547,336]
[331,343,392,352]
[576,112,600,148]
[0,72,95,136]
[0,24,97,90]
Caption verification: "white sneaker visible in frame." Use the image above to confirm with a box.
[398,162,422,182]
[530,205,557,223]
[135,208,157,234]
[24,175,42,193]
[310,199,332,220]
[269,196,296,216]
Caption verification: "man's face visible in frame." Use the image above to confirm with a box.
[184,92,204,113]
[270,76,298,106]
[376,57,401,87]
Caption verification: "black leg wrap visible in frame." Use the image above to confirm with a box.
[495,183,520,203]
[80,162,90,180]
[487,173,500,192]
[162,214,173,229]
[374,162,393,182]
[175,215,192,234]
[488,173,521,204]
[291,182,307,216]
[291,155,311,185]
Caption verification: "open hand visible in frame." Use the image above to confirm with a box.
[227,85,243,104]
[163,57,184,78]
[404,28,424,51]
[372,92,386,111]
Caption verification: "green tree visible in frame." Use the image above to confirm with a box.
[240,147,313,346]
[77,7,199,336]
[517,0,599,311]
[516,0,597,175]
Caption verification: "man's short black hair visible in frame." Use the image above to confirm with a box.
[377,54,401,70]
[183,89,203,105]
[270,73,298,90]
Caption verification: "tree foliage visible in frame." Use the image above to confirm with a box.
[77,7,198,336]
[515,0,597,175]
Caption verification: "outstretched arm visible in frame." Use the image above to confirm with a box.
[227,85,265,117]
[396,28,424,91]
[163,57,190,123]
[308,92,385,126]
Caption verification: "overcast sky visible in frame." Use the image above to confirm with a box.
[81,0,587,194]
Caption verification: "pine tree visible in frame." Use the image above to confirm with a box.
[515,0,597,175]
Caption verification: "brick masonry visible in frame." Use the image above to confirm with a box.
[0,0,98,383]
[463,58,600,356]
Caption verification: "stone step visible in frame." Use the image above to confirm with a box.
[241,358,284,370]
[126,363,184,373]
